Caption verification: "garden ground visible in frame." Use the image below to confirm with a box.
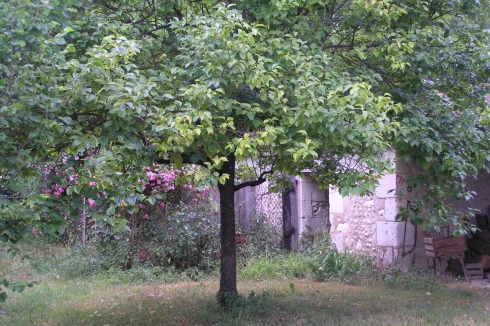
[1,277,490,325]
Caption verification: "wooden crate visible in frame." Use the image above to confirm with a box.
[465,263,483,280]
[424,236,467,258]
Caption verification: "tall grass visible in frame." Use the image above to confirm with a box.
[240,254,313,280]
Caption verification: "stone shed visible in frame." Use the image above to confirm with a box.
[290,150,490,270]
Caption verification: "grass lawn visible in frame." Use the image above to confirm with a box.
[1,278,489,326]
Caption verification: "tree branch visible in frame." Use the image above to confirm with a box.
[156,155,208,167]
[234,169,273,192]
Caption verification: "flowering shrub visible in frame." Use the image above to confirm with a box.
[39,155,212,243]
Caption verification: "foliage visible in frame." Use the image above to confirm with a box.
[2,0,490,298]
[1,0,402,242]
[133,201,220,271]
[31,202,220,279]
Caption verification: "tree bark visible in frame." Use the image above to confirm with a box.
[282,187,293,251]
[217,153,238,303]
[79,197,86,247]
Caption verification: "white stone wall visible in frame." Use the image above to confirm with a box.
[325,152,396,259]
[234,179,283,231]
[295,174,330,244]
[317,151,427,268]
[295,151,490,270]
[378,155,427,269]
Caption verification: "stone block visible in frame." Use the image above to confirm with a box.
[384,198,399,221]
[375,174,396,198]
[376,221,414,247]
[310,188,327,201]
[329,188,344,214]
[363,200,374,207]
[309,218,328,230]
[300,200,312,218]
[337,223,348,233]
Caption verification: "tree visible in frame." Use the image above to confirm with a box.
[1,0,489,302]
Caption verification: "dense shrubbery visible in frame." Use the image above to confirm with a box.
[130,202,220,271]
[20,205,444,293]
[30,200,220,280]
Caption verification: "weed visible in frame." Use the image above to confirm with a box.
[240,254,313,280]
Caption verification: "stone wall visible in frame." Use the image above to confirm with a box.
[294,152,490,270]
[294,174,330,246]
[326,151,407,265]
[315,151,424,269]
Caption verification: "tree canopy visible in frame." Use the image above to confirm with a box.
[2,0,490,301]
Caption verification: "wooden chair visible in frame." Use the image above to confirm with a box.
[424,226,468,278]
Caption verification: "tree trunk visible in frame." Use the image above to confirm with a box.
[79,197,86,247]
[217,153,238,304]
[282,187,293,251]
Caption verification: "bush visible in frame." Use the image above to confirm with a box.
[135,202,220,271]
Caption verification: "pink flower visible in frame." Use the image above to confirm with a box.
[52,184,66,196]
[89,181,97,187]
[68,174,78,183]
[143,214,149,219]
[88,198,97,208]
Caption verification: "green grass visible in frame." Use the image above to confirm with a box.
[240,253,313,280]
[2,243,490,325]
[1,279,489,325]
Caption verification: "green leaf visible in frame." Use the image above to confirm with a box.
[62,117,73,125]
[65,44,76,53]
[171,154,183,166]
[126,195,136,206]
[106,205,115,216]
